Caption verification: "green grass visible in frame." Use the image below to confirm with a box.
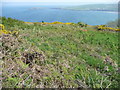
[1,17,119,88]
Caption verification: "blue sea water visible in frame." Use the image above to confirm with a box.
[1,4,118,25]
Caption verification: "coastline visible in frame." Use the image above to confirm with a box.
[57,8,118,13]
[29,7,118,13]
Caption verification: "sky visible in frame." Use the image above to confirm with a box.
[1,0,119,6]
[1,0,120,3]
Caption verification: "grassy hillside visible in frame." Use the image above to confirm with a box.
[62,4,118,12]
[0,17,119,88]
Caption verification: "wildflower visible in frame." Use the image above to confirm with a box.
[0,24,5,30]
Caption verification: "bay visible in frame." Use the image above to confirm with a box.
[1,5,118,25]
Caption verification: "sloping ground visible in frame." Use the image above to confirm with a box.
[62,4,118,12]
[1,17,119,88]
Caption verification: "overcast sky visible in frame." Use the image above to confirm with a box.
[2,0,119,3]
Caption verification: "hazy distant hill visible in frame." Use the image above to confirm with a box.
[62,4,118,12]
[107,19,120,28]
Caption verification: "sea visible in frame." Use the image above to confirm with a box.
[1,3,119,25]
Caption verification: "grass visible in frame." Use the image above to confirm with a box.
[1,17,119,88]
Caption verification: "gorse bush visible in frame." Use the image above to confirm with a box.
[77,22,87,27]
[0,24,11,35]
[96,25,120,31]
[0,24,19,36]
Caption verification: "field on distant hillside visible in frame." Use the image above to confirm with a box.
[62,4,118,12]
[0,17,119,88]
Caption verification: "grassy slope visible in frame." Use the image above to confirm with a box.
[62,4,118,11]
[1,17,119,88]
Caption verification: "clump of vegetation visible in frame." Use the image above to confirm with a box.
[0,24,19,37]
[29,21,73,25]
[77,22,87,27]
[0,24,11,35]
[95,25,120,32]
[1,17,119,88]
